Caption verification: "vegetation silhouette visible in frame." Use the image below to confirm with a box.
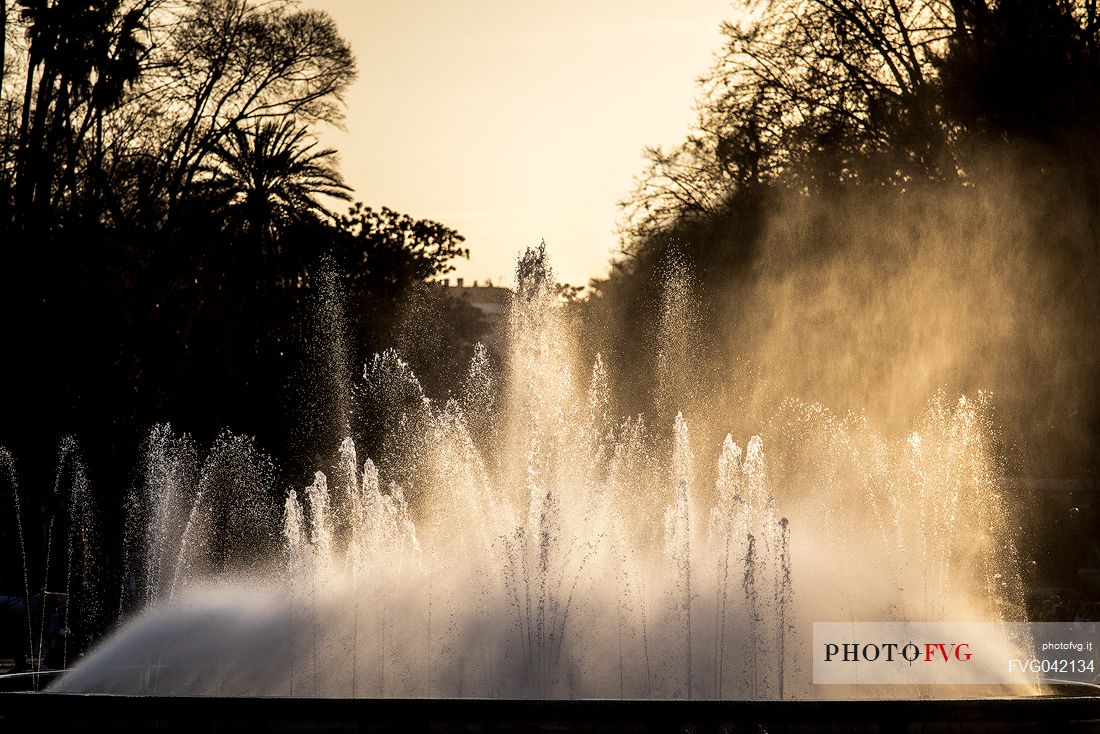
[0,0,477,619]
[594,0,1100,475]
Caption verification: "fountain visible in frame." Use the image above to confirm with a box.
[3,247,1030,699]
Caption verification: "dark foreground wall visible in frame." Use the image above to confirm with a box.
[0,695,1098,733]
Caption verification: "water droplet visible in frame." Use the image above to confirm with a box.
[1069,507,1080,519]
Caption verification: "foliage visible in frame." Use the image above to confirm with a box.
[603,0,1100,477]
[621,0,1100,243]
[332,204,468,293]
[0,0,473,554]
[190,118,351,247]
[0,0,357,231]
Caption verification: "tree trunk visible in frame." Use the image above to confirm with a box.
[1,0,7,102]
[25,57,58,218]
[15,54,38,218]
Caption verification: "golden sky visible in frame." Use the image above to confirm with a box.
[303,0,735,287]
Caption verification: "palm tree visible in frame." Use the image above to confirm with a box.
[194,118,352,250]
[14,0,152,225]
[186,119,352,380]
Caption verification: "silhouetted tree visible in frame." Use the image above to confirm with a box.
[604,0,1100,475]
[0,0,471,551]
[8,0,153,229]
[150,0,355,220]
[623,1,1100,243]
[0,0,356,231]
[191,119,350,250]
[332,205,468,290]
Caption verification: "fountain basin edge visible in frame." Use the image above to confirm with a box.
[1,693,1098,733]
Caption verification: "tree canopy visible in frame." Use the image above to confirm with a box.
[622,0,1100,242]
[597,0,1100,479]
[0,0,478,516]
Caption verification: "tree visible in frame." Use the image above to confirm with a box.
[149,0,356,219]
[0,0,356,232]
[938,0,1100,143]
[331,204,469,295]
[191,118,351,250]
[8,0,154,229]
[0,0,362,492]
[0,0,485,646]
[603,0,1100,479]
[623,1,1100,244]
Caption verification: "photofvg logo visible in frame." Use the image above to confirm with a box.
[813,622,1098,685]
[823,640,972,664]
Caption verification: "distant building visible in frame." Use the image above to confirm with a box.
[438,278,511,352]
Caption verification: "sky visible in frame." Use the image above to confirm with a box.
[301,0,736,288]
